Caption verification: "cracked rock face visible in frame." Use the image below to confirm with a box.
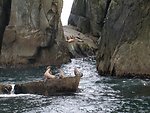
[14,76,81,96]
[96,0,150,77]
[0,0,70,67]
[68,0,109,36]
[70,0,150,77]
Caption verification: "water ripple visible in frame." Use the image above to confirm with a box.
[0,57,150,113]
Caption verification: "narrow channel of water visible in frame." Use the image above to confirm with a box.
[0,57,150,113]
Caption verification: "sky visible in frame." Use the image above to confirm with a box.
[61,0,74,26]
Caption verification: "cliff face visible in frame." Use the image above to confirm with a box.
[0,0,70,67]
[0,0,11,52]
[68,0,109,36]
[69,0,150,77]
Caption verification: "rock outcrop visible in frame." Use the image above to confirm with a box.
[15,76,81,96]
[69,0,150,77]
[97,0,150,77]
[0,84,12,94]
[0,0,70,67]
[63,26,98,58]
[68,0,110,36]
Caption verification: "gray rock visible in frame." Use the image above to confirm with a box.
[69,0,150,77]
[14,76,81,96]
[68,0,108,36]
[96,0,150,77]
[0,0,70,67]
[63,26,98,58]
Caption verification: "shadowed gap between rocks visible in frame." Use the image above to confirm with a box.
[0,0,11,53]
[101,0,112,28]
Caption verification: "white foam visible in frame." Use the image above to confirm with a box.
[0,94,34,98]
[10,84,15,94]
[0,84,36,98]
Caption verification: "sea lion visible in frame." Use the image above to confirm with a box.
[44,66,56,80]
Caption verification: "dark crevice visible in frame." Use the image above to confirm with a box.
[0,0,12,54]
[101,0,112,29]
[111,65,116,76]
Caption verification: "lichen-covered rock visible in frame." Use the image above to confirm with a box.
[0,0,70,67]
[96,0,150,77]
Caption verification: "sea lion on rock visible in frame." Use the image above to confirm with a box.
[44,66,56,80]
[74,68,83,77]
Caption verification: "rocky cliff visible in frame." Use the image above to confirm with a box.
[0,0,11,52]
[69,0,150,77]
[68,0,110,36]
[0,0,70,67]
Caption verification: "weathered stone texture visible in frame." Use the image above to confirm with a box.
[63,26,98,58]
[68,0,108,36]
[0,0,70,67]
[14,76,81,96]
[96,0,150,77]
[0,0,11,52]
[70,0,150,77]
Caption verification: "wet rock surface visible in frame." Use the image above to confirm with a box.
[14,76,81,96]
[63,25,98,58]
[0,84,12,94]
[69,0,150,77]
[96,0,150,77]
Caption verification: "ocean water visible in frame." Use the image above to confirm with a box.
[0,57,150,113]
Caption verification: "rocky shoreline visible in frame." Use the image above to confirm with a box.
[0,0,150,78]
[69,0,150,78]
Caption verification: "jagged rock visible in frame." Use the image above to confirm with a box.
[0,84,12,94]
[96,0,150,77]
[14,76,81,96]
[0,0,70,67]
[63,26,98,58]
[69,0,150,78]
[68,0,109,36]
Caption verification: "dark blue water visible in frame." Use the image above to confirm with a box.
[0,57,150,113]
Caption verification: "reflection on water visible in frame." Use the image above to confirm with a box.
[0,57,150,113]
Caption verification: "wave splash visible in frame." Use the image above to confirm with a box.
[0,84,34,98]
